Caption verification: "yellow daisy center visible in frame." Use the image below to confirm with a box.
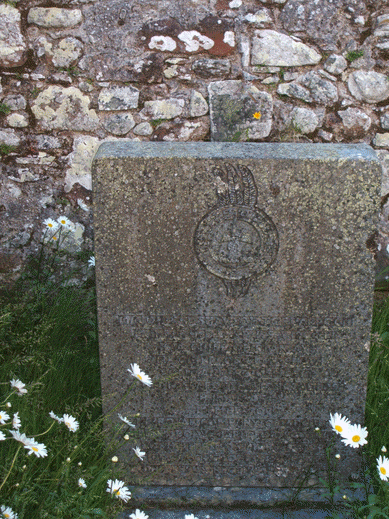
[52,236,58,241]
[352,435,361,443]
[115,489,120,495]
[48,223,53,228]
[33,446,38,452]
[4,513,10,518]
[335,425,342,432]
[380,467,387,475]
[253,112,261,119]
[137,374,143,381]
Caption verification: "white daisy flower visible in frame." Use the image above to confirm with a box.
[377,455,389,481]
[329,413,350,435]
[340,423,368,448]
[0,432,6,441]
[88,256,95,267]
[0,505,18,519]
[9,429,31,446]
[78,478,87,488]
[63,414,79,432]
[0,411,10,425]
[127,363,152,387]
[10,379,27,396]
[57,216,72,229]
[24,440,48,458]
[118,414,135,428]
[12,412,21,430]
[106,479,132,503]
[185,515,199,519]
[49,411,63,423]
[133,447,145,461]
[43,218,59,231]
[130,510,149,519]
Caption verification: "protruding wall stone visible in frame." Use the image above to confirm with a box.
[141,99,185,120]
[98,86,140,111]
[65,135,100,192]
[101,113,136,136]
[348,71,389,104]
[291,107,319,134]
[189,91,209,118]
[209,80,272,141]
[251,30,321,66]
[0,4,27,68]
[323,54,348,75]
[27,8,83,28]
[31,86,99,131]
[52,38,83,68]
[0,129,21,147]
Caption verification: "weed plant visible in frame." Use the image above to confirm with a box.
[0,218,148,519]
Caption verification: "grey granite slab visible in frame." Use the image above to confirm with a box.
[92,143,380,490]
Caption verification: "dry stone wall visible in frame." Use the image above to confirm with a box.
[0,0,388,285]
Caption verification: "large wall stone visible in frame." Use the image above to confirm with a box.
[31,86,99,131]
[251,30,321,66]
[0,4,27,68]
[27,8,83,28]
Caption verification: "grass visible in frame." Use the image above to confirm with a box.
[0,228,141,518]
[1,231,389,517]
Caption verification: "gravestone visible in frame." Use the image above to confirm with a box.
[92,143,380,497]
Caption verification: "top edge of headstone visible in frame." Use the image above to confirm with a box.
[94,141,379,162]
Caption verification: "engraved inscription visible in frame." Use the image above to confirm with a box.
[194,164,279,297]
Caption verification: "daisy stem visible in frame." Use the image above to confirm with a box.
[0,394,12,405]
[37,232,47,282]
[34,420,56,438]
[71,381,137,456]
[0,444,22,492]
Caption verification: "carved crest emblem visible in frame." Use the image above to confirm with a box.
[194,164,279,297]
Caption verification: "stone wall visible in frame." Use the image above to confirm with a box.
[0,0,388,285]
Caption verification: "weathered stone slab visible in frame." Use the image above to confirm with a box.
[92,143,380,491]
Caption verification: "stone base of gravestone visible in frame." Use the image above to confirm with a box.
[92,143,380,492]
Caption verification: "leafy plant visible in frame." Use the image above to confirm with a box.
[0,144,17,155]
[346,50,364,62]
[0,103,11,115]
